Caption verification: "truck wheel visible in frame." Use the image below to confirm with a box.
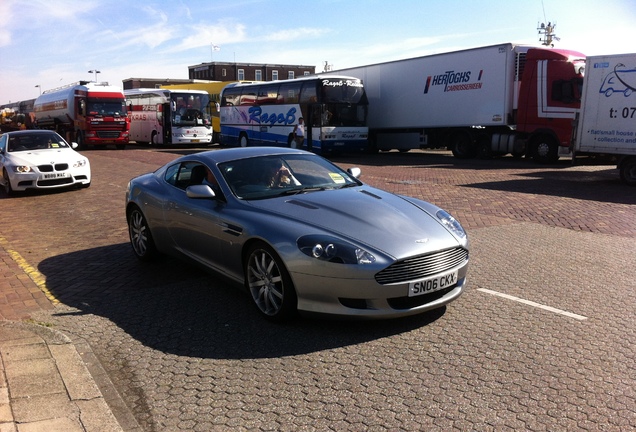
[76,131,86,150]
[450,131,475,159]
[619,158,636,186]
[531,135,559,164]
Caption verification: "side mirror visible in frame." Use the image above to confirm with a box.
[71,142,79,149]
[347,167,361,178]
[186,184,216,199]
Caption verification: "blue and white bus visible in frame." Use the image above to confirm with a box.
[219,75,368,154]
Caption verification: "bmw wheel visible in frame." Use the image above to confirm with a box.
[2,169,14,196]
[128,206,157,261]
[245,242,297,321]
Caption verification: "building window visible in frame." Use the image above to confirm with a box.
[238,69,245,80]
[288,71,295,80]
[304,71,310,76]
[222,69,227,77]
[255,70,262,81]
[272,70,279,81]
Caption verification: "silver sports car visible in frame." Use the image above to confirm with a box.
[125,147,469,321]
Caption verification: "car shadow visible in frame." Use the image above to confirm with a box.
[38,243,447,360]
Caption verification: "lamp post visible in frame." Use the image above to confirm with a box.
[88,70,101,82]
[35,84,41,95]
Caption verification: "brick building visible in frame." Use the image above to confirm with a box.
[188,62,315,82]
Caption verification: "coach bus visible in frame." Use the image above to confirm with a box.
[219,75,368,153]
[125,88,213,145]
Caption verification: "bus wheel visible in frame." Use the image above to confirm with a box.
[151,131,158,146]
[239,133,249,147]
[531,135,559,164]
[450,131,475,159]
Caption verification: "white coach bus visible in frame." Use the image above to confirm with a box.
[125,88,213,145]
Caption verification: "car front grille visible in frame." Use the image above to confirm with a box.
[97,131,120,139]
[375,247,468,285]
[38,164,69,172]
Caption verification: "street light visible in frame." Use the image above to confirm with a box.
[35,84,41,95]
[88,69,101,82]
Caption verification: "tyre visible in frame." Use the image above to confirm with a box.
[2,169,14,196]
[619,158,636,186]
[76,131,86,150]
[151,131,158,146]
[116,144,126,150]
[531,135,559,164]
[239,133,248,147]
[450,131,475,159]
[128,206,158,261]
[245,242,297,322]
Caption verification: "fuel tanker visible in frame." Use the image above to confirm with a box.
[33,81,129,149]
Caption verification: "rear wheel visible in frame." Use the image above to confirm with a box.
[245,242,297,321]
[128,206,158,261]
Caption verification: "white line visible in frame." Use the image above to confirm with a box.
[477,288,588,321]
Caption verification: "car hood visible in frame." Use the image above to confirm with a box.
[8,149,82,166]
[247,187,462,259]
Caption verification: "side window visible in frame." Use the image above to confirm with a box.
[0,135,6,152]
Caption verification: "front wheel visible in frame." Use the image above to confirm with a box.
[245,242,297,321]
[620,157,636,186]
[239,133,248,147]
[2,169,14,196]
[531,135,559,164]
[128,206,158,261]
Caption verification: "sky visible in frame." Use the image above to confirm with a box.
[1,0,635,105]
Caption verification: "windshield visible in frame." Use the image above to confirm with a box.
[171,92,212,126]
[219,154,361,200]
[87,98,127,116]
[8,132,70,152]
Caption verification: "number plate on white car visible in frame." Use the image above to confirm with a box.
[408,270,458,297]
[43,172,70,179]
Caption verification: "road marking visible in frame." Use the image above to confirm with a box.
[0,236,59,304]
[477,288,587,321]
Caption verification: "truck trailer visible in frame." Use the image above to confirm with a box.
[325,43,586,163]
[572,53,636,185]
[33,81,129,149]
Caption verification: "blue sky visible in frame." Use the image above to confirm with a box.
[1,0,635,104]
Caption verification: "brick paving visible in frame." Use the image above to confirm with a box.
[1,147,635,431]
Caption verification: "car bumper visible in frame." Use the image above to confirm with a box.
[9,169,91,191]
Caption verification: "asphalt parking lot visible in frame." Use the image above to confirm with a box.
[1,146,635,431]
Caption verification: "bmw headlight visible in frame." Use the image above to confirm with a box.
[13,165,31,173]
[74,160,88,168]
[436,210,466,239]
[298,235,376,265]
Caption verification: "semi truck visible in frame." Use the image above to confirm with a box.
[325,43,586,163]
[572,53,636,185]
[33,81,129,149]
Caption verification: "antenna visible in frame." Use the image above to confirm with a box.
[537,0,560,47]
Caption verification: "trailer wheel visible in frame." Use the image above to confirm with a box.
[531,135,559,164]
[450,131,475,159]
[619,157,636,186]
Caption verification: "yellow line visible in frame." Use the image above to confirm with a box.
[0,236,59,304]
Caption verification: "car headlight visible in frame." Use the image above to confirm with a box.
[74,160,88,168]
[436,210,466,239]
[13,165,31,173]
[298,235,376,265]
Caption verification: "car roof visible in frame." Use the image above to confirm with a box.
[191,147,312,165]
[2,130,59,137]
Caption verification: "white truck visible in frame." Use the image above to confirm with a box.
[572,53,636,185]
[325,43,587,163]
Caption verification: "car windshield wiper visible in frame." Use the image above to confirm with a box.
[278,186,328,196]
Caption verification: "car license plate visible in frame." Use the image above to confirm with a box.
[43,172,70,180]
[191,139,200,143]
[408,270,458,297]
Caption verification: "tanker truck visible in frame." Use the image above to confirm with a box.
[324,43,586,163]
[33,81,129,149]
